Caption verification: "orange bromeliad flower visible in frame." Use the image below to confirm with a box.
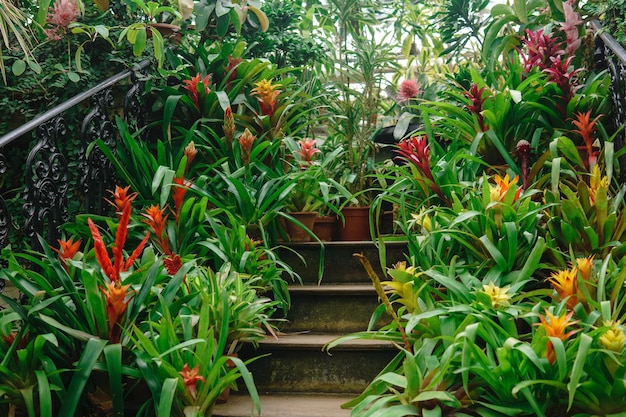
[238,128,257,165]
[549,268,579,309]
[88,186,150,283]
[537,310,579,364]
[101,281,133,343]
[142,204,170,255]
[179,364,205,399]
[251,79,280,117]
[490,174,522,203]
[572,110,602,169]
[52,238,81,263]
[105,185,137,218]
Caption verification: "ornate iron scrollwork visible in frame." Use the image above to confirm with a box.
[23,116,69,251]
[124,65,148,136]
[594,32,626,182]
[81,89,117,214]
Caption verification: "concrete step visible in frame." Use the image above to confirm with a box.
[278,239,408,285]
[213,393,354,417]
[280,284,388,333]
[239,333,398,395]
[0,281,20,309]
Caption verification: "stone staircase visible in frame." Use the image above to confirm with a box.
[213,240,408,417]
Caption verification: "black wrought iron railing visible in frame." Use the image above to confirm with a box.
[0,60,152,292]
[592,20,626,180]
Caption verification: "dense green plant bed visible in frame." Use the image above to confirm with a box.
[3,0,626,415]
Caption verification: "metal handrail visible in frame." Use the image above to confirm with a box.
[0,59,151,148]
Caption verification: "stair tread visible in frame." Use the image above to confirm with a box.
[288,283,376,294]
[213,393,354,417]
[259,332,396,350]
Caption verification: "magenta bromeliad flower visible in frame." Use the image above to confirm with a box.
[520,29,564,72]
[182,74,211,110]
[464,83,489,132]
[397,79,420,103]
[44,0,80,40]
[543,54,582,114]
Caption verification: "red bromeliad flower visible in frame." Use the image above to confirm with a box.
[164,254,183,275]
[296,138,321,166]
[536,310,579,365]
[101,281,133,343]
[142,204,170,255]
[543,55,582,115]
[572,110,602,169]
[464,83,489,132]
[88,186,150,283]
[226,55,243,84]
[238,128,257,165]
[397,136,449,205]
[183,74,211,110]
[172,177,191,222]
[251,79,281,118]
[179,364,205,399]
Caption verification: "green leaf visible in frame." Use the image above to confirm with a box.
[568,333,592,408]
[58,338,108,416]
[104,344,124,417]
[12,59,26,76]
[157,378,178,417]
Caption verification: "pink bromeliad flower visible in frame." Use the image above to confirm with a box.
[397,79,420,103]
[44,0,80,40]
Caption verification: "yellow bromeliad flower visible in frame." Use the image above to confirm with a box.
[251,79,281,117]
[589,165,609,205]
[599,326,626,352]
[482,282,512,308]
[383,262,421,312]
[410,209,432,233]
[489,174,521,203]
[576,256,594,281]
[548,267,579,310]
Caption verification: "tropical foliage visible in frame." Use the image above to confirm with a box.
[2,0,626,415]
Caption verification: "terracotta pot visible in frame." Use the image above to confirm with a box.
[285,212,318,242]
[337,206,371,241]
[312,215,337,242]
